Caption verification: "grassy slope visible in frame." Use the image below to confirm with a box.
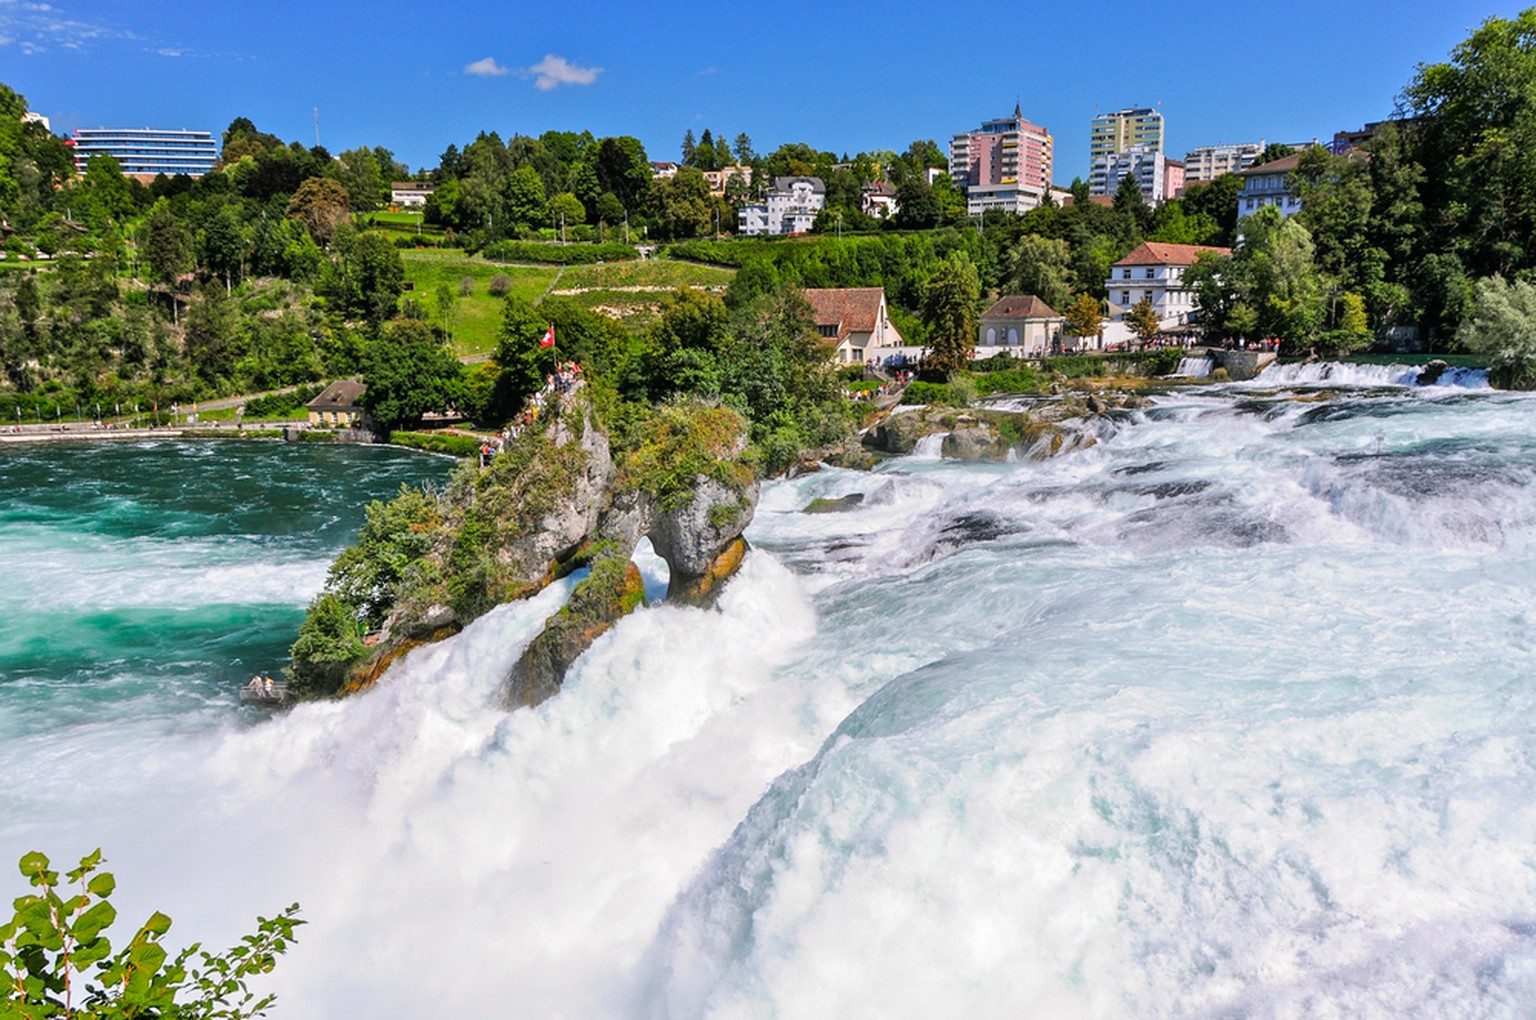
[402,250,560,357]
[403,252,737,355]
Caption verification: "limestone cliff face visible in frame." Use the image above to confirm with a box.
[313,389,758,709]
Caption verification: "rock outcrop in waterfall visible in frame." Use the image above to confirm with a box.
[289,384,757,710]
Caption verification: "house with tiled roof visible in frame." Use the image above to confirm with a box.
[1106,242,1232,331]
[305,380,369,428]
[977,295,1065,358]
[804,287,905,364]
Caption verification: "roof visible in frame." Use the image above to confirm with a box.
[306,380,367,411]
[804,287,885,344]
[391,181,434,191]
[1235,153,1302,176]
[773,175,825,193]
[1114,242,1231,267]
[1061,194,1115,208]
[981,295,1062,320]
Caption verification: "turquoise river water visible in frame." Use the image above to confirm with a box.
[4,365,1536,1018]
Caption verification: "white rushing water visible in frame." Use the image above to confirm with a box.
[6,372,1536,1017]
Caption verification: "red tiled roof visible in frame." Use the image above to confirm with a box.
[804,287,885,344]
[1114,242,1231,267]
[982,295,1061,320]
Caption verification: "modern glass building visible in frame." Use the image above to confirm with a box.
[70,128,218,178]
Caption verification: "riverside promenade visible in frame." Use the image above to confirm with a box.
[0,420,305,444]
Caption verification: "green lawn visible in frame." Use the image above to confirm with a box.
[402,250,560,357]
[363,211,446,241]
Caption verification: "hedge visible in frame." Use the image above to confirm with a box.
[480,240,639,265]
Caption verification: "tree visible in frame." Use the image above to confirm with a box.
[333,147,385,212]
[1458,275,1536,388]
[286,176,352,245]
[505,164,548,229]
[733,132,755,165]
[549,192,585,234]
[1002,234,1073,310]
[200,204,248,293]
[1127,297,1162,343]
[495,296,555,414]
[184,282,243,386]
[1063,292,1104,346]
[1,848,301,1018]
[143,201,193,325]
[921,252,981,375]
[894,177,939,230]
[1404,10,1536,281]
[1112,172,1150,235]
[361,318,464,429]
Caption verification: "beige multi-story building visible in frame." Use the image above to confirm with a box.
[1182,142,1265,184]
[949,105,1054,216]
[1090,107,1165,162]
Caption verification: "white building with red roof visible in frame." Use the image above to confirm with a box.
[803,287,908,364]
[1106,241,1231,331]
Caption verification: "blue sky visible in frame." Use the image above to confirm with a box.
[1,0,1527,181]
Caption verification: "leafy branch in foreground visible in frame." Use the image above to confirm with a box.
[1,849,301,1018]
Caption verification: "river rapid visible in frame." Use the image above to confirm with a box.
[3,364,1535,1018]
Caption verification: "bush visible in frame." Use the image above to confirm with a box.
[390,431,483,457]
[243,384,324,419]
[488,274,512,297]
[901,380,952,405]
[970,368,1043,396]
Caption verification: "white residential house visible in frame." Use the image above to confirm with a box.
[804,287,909,364]
[1234,153,1303,220]
[976,295,1066,358]
[1105,242,1231,331]
[738,176,825,235]
[861,181,898,220]
[391,182,435,208]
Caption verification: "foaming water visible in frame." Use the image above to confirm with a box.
[8,377,1536,1017]
[1252,360,1489,389]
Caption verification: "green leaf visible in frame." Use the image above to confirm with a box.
[86,872,116,898]
[72,900,116,943]
[16,852,48,879]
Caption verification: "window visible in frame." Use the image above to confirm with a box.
[1007,328,1018,346]
[1121,292,1130,305]
[1145,269,1154,279]
[986,327,996,345]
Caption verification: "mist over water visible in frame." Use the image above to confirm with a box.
[6,371,1536,1018]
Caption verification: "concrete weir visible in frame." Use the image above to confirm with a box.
[1208,349,1277,381]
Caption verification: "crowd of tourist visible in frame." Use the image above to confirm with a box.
[478,360,584,467]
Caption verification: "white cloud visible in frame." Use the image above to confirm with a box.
[157,47,180,57]
[464,56,510,77]
[0,1,134,52]
[526,54,601,91]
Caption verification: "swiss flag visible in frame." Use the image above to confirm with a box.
[539,326,555,348]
